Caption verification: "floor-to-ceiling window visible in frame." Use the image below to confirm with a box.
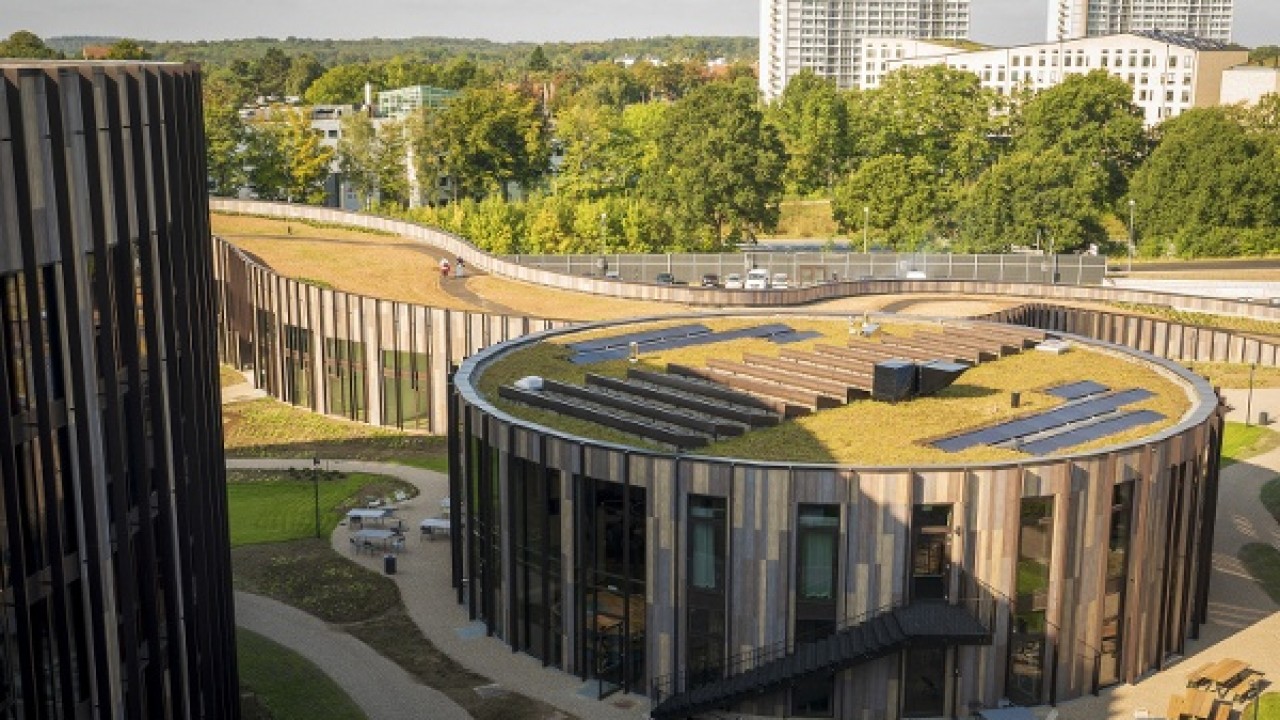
[1099,482,1134,686]
[577,476,646,696]
[911,505,952,602]
[793,504,840,717]
[513,459,563,668]
[1008,496,1055,706]
[902,647,948,717]
[687,495,727,687]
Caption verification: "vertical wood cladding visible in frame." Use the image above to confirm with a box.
[0,62,238,719]
[451,319,1223,719]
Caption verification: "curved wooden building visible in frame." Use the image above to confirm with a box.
[448,315,1224,719]
[0,62,238,718]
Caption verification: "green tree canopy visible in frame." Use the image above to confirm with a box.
[831,154,950,248]
[304,63,382,105]
[0,31,62,59]
[105,39,150,60]
[850,65,996,182]
[1127,108,1280,254]
[246,106,335,204]
[527,46,551,72]
[1014,70,1147,203]
[642,81,787,246]
[769,70,850,195]
[416,86,548,201]
[956,149,1107,253]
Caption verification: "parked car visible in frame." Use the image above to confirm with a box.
[771,273,789,289]
[744,268,770,289]
[603,270,621,281]
[724,273,743,289]
[655,272,676,285]
[700,273,720,288]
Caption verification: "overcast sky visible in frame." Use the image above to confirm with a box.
[3,0,1277,48]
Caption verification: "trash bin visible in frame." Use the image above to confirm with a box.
[1261,411,1270,426]
[1011,391,1021,409]
[383,553,397,575]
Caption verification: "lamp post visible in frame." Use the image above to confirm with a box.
[312,455,322,538]
[1127,198,1136,273]
[862,206,870,255]
[1246,363,1257,427]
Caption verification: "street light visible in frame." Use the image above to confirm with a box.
[1127,198,1136,273]
[312,456,322,538]
[862,206,870,255]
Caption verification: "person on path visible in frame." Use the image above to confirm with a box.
[439,258,450,279]
[454,257,465,278]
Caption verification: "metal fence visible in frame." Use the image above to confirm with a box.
[503,251,1107,286]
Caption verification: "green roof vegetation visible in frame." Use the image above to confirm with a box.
[476,317,1192,465]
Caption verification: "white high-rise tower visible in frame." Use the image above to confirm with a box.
[1046,0,1234,42]
[759,0,971,100]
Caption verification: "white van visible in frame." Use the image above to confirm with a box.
[724,273,744,289]
[771,273,789,289]
[744,268,770,289]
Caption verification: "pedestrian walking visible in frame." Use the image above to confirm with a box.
[439,258,451,278]
[454,257,465,278]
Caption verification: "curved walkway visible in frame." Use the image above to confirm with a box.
[227,458,648,720]
[236,590,471,720]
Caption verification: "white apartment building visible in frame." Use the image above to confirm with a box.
[759,0,970,100]
[867,30,1248,126]
[1046,0,1234,43]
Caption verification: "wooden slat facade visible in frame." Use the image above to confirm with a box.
[450,318,1224,719]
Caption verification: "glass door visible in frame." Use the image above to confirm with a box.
[911,505,952,602]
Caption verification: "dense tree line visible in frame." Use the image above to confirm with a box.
[7,29,1280,257]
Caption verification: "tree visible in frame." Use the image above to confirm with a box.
[1014,71,1147,203]
[831,155,949,248]
[527,46,551,73]
[642,81,787,247]
[105,39,150,60]
[245,106,335,204]
[304,63,382,105]
[1127,108,1280,254]
[337,113,409,208]
[851,65,996,182]
[205,102,248,196]
[0,31,62,59]
[955,149,1107,253]
[769,70,849,195]
[256,47,292,98]
[285,54,325,98]
[417,86,547,201]
[552,103,641,199]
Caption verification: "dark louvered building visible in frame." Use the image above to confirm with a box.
[0,62,238,718]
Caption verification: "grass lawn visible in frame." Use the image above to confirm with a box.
[1245,692,1280,720]
[222,398,448,468]
[1222,422,1280,466]
[227,470,416,546]
[1185,362,1280,389]
[760,199,841,239]
[237,627,367,720]
[1238,543,1280,605]
[478,317,1190,464]
[232,540,570,720]
[1112,302,1280,339]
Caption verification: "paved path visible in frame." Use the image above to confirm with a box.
[228,458,648,720]
[236,590,471,720]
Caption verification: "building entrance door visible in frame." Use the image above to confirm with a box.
[911,505,952,602]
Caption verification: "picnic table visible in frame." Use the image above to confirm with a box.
[1188,658,1256,697]
[420,517,451,540]
[1169,688,1217,720]
[347,507,395,524]
[351,528,403,553]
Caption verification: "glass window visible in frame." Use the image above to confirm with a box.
[798,505,840,601]
[1099,482,1134,686]
[1007,496,1055,706]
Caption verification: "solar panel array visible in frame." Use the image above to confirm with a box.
[1016,410,1165,454]
[566,323,710,353]
[1044,380,1109,400]
[570,323,804,364]
[933,388,1155,452]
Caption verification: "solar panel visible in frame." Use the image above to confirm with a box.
[1018,410,1165,454]
[771,330,823,344]
[1045,381,1109,400]
[932,389,1154,451]
[569,324,799,364]
[566,323,710,353]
